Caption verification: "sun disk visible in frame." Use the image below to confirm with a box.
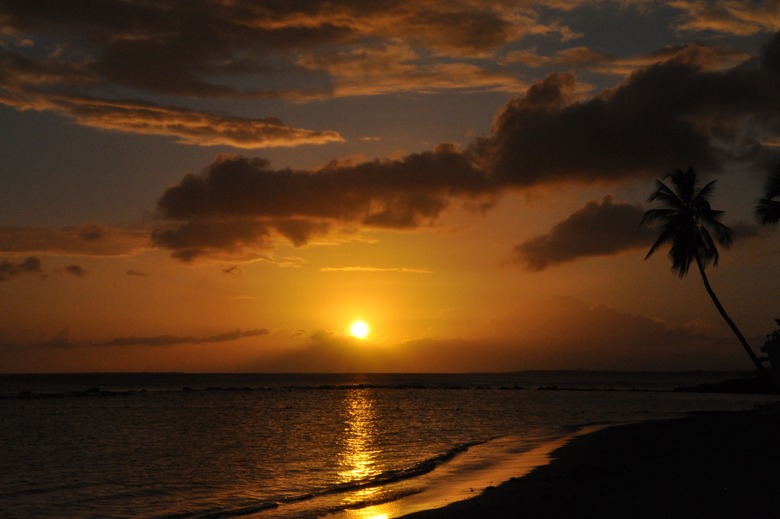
[349,320,370,339]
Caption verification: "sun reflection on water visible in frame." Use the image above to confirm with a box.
[338,389,381,505]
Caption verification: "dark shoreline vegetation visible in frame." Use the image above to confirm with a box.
[402,402,780,519]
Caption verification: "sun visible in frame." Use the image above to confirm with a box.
[349,320,370,339]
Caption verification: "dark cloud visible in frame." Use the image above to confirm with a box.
[0,0,337,98]
[153,148,495,259]
[0,225,149,256]
[157,148,491,221]
[151,219,273,262]
[0,1,347,147]
[513,197,767,273]
[273,219,332,247]
[0,256,42,281]
[0,0,573,144]
[64,265,87,277]
[504,43,751,77]
[151,32,780,261]
[97,328,269,348]
[0,0,566,93]
[126,270,148,276]
[78,224,106,242]
[730,221,765,242]
[475,33,780,185]
[512,196,655,270]
[1,1,777,148]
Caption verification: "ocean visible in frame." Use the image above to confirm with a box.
[1,372,776,519]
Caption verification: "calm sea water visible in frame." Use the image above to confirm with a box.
[1,372,776,519]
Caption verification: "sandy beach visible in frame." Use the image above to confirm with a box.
[401,403,780,518]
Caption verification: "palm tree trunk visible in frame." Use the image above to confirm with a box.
[694,254,767,375]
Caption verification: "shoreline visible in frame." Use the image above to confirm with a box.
[328,429,600,519]
[398,403,780,518]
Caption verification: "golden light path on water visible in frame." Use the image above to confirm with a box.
[332,417,600,519]
[338,389,382,506]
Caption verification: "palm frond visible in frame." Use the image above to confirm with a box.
[696,179,717,202]
[755,199,780,225]
[648,180,683,206]
[640,208,676,225]
[698,227,721,266]
[642,167,730,277]
[755,165,780,225]
[765,166,780,200]
[645,224,675,260]
[706,219,732,248]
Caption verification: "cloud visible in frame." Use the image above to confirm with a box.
[151,219,273,262]
[671,0,780,36]
[2,329,270,357]
[473,33,780,186]
[64,265,87,277]
[155,149,489,222]
[0,225,149,256]
[298,44,523,96]
[512,196,655,270]
[126,270,148,277]
[96,328,269,348]
[0,0,584,144]
[0,1,347,148]
[319,266,433,273]
[0,92,344,148]
[0,256,42,281]
[152,32,780,261]
[153,148,495,259]
[504,43,751,77]
[2,1,776,149]
[505,46,614,69]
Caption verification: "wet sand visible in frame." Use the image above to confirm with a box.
[401,404,780,518]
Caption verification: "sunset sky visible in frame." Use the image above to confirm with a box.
[1,0,780,373]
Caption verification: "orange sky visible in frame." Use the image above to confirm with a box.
[1,1,779,372]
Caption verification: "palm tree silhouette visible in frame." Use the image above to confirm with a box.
[642,168,766,374]
[755,165,780,225]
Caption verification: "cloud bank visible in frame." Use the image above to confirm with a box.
[0,256,42,282]
[64,265,87,278]
[153,147,496,260]
[152,32,780,261]
[3,1,777,146]
[476,36,780,185]
[97,329,269,348]
[0,93,344,148]
[0,0,557,146]
[512,196,655,270]
[0,225,150,257]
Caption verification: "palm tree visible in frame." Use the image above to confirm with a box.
[755,165,780,225]
[642,168,766,374]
